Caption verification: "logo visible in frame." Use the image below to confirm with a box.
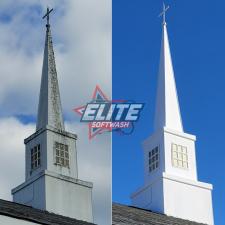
[73,85,144,139]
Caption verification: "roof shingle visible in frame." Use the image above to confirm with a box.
[0,199,95,225]
[0,199,208,225]
[112,203,206,225]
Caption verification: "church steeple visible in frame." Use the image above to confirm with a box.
[131,5,214,225]
[36,7,64,131]
[154,5,183,132]
[12,8,93,223]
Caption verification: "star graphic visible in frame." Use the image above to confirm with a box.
[73,85,111,139]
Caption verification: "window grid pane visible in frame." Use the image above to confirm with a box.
[55,142,69,168]
[31,144,41,170]
[171,144,188,169]
[149,147,159,173]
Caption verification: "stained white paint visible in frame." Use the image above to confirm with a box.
[11,23,93,223]
[36,25,64,131]
[12,170,93,222]
[23,127,78,180]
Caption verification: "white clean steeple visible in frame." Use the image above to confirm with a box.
[154,7,183,132]
[131,4,214,225]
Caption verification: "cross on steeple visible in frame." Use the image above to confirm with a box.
[159,3,169,25]
[42,7,53,26]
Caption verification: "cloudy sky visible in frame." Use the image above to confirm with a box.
[0,1,111,225]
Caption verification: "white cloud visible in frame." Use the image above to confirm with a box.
[0,0,111,117]
[0,118,111,225]
[0,1,111,225]
[0,117,34,200]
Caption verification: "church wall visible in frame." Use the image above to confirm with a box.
[163,174,214,225]
[12,175,46,209]
[45,174,93,222]
[25,131,47,180]
[46,129,78,178]
[143,130,165,185]
[0,215,42,225]
[164,129,198,181]
[131,177,164,213]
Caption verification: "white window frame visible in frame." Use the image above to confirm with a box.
[31,144,41,170]
[171,143,188,169]
[149,146,159,173]
[55,142,69,168]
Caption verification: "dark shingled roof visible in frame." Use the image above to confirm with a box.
[0,199,95,225]
[0,199,208,225]
[112,203,207,225]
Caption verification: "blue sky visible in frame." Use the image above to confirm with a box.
[112,1,225,224]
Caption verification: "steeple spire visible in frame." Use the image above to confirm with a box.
[131,6,214,225]
[12,8,93,223]
[154,6,183,132]
[36,8,65,131]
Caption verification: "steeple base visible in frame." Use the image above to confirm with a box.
[12,170,93,223]
[131,172,214,225]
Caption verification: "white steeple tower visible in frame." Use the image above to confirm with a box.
[12,8,93,223]
[131,5,214,225]
[154,8,183,132]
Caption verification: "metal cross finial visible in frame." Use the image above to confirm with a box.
[42,7,53,26]
[159,2,169,25]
